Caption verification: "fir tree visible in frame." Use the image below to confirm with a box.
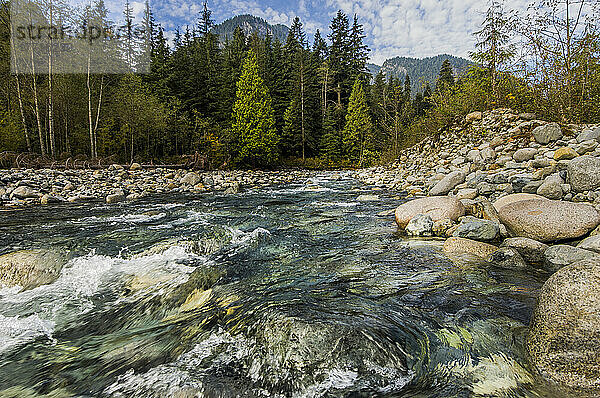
[231,50,279,167]
[343,78,373,166]
[349,14,369,79]
[436,59,454,92]
[328,10,351,107]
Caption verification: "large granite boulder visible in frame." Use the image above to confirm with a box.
[0,249,67,291]
[567,155,600,192]
[429,171,466,196]
[443,237,498,259]
[492,193,547,213]
[395,197,465,229]
[486,248,527,270]
[498,199,600,242]
[532,122,562,144]
[181,172,202,186]
[527,258,600,392]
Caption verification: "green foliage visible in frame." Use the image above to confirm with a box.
[231,50,280,167]
[343,79,374,166]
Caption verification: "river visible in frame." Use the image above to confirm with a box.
[0,172,560,397]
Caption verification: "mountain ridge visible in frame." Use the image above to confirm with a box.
[212,15,290,43]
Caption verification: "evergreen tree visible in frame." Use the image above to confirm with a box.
[349,14,369,80]
[436,59,454,92]
[343,78,373,166]
[320,105,344,162]
[328,10,351,107]
[231,50,279,167]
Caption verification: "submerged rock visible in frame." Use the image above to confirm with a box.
[498,199,600,242]
[543,244,600,272]
[405,214,434,236]
[501,237,548,265]
[527,258,600,393]
[452,216,500,241]
[443,237,498,259]
[0,249,67,290]
[486,248,527,270]
[395,197,465,229]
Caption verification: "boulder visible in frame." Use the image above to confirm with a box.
[481,147,497,163]
[513,148,537,162]
[536,175,563,200]
[567,155,600,192]
[181,172,202,186]
[10,186,38,199]
[527,258,600,392]
[466,111,483,123]
[129,163,142,171]
[443,237,498,259]
[106,191,126,204]
[501,237,548,265]
[576,235,600,254]
[498,199,600,242]
[486,248,527,270]
[543,244,600,272]
[429,171,466,196]
[0,249,67,290]
[519,113,536,121]
[553,147,578,161]
[395,197,465,229]
[455,188,478,201]
[405,214,434,237]
[492,193,547,213]
[532,123,563,144]
[466,149,482,164]
[452,216,500,241]
[576,126,600,143]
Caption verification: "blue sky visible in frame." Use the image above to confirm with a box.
[111,0,532,64]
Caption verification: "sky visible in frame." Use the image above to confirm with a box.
[107,0,535,65]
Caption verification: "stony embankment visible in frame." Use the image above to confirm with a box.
[0,166,317,206]
[356,108,600,394]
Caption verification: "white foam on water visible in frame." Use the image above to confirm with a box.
[0,244,201,353]
[77,212,167,225]
[296,368,359,398]
[0,314,55,353]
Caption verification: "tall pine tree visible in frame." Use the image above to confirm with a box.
[231,50,279,167]
[343,78,373,166]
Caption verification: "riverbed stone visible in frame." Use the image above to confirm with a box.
[567,155,600,192]
[576,235,600,254]
[443,237,498,259]
[106,191,126,204]
[395,197,465,229]
[576,126,600,143]
[405,214,434,237]
[429,171,466,196]
[181,172,202,186]
[498,199,600,242]
[536,175,563,200]
[10,186,38,199]
[501,237,548,265]
[543,244,600,272]
[0,249,67,291]
[527,258,600,392]
[553,147,578,161]
[532,123,563,144]
[130,163,142,171]
[452,216,500,241]
[513,148,537,162]
[492,193,547,213]
[486,247,527,269]
[466,111,483,123]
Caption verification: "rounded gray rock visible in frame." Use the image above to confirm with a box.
[429,171,466,196]
[486,247,527,269]
[532,122,563,144]
[527,258,600,392]
[543,244,600,272]
[395,197,465,229]
[498,199,600,242]
[501,237,548,265]
[567,155,600,193]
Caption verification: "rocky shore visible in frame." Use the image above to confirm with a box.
[0,166,317,206]
[356,108,600,394]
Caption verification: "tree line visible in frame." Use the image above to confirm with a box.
[0,0,598,168]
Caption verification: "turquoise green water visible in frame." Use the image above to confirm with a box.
[0,173,560,397]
